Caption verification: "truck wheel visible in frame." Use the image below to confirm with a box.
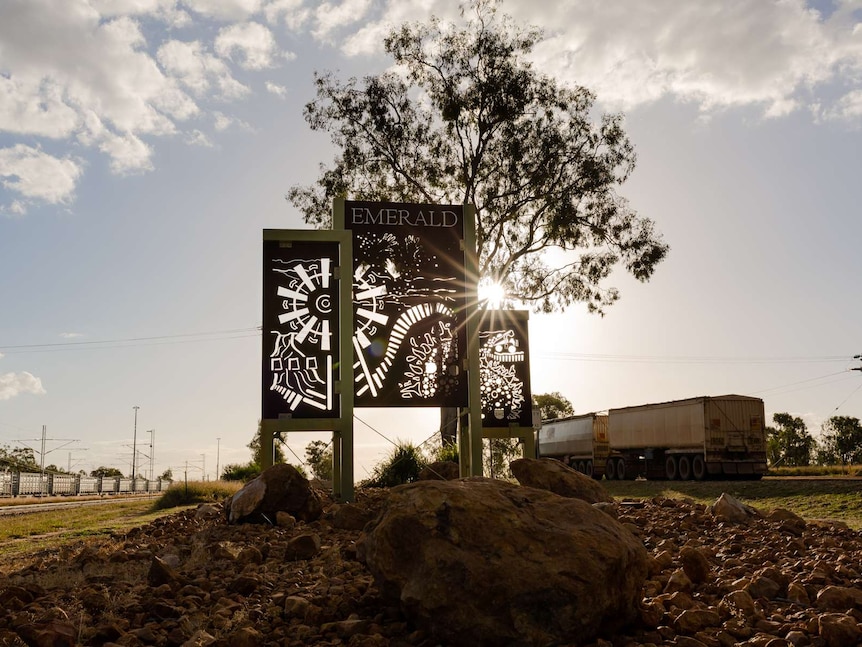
[586,460,595,479]
[605,459,616,480]
[615,458,628,480]
[677,455,692,481]
[665,455,678,480]
[577,460,586,474]
[692,455,706,481]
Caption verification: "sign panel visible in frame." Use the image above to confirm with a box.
[479,310,532,428]
[262,239,341,419]
[343,200,469,407]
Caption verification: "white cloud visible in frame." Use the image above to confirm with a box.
[312,0,373,41]
[59,332,84,338]
[186,129,214,146]
[515,0,851,116]
[158,39,250,99]
[333,0,862,121]
[213,111,251,131]
[0,372,46,401]
[265,81,288,97]
[263,0,309,30]
[90,0,192,27]
[182,0,263,21]
[215,22,284,70]
[0,0,206,197]
[0,145,84,211]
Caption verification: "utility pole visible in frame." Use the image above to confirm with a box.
[132,406,139,480]
[216,437,221,481]
[146,429,155,481]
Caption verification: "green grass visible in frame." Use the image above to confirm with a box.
[603,477,862,528]
[0,481,240,565]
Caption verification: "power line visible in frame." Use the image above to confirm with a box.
[0,327,261,354]
[533,351,850,365]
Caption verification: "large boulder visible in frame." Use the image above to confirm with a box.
[418,460,461,481]
[357,478,648,646]
[226,464,323,524]
[510,457,614,504]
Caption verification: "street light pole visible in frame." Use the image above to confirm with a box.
[132,406,140,480]
[216,437,220,481]
[146,429,155,480]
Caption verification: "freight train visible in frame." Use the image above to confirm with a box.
[0,471,172,497]
[538,395,768,480]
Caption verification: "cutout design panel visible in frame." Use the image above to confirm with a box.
[479,310,532,428]
[262,240,341,419]
[344,201,469,407]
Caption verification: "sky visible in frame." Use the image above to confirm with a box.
[2,0,861,482]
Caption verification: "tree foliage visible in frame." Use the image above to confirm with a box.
[818,416,862,465]
[90,466,123,478]
[766,413,814,467]
[0,445,39,471]
[534,391,574,421]
[288,0,667,313]
[305,440,333,481]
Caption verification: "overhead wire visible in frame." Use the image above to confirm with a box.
[0,327,261,354]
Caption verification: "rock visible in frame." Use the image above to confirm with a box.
[147,555,182,587]
[418,460,461,481]
[357,478,647,646]
[680,545,713,584]
[226,463,323,524]
[816,586,862,611]
[194,503,222,521]
[674,608,721,633]
[817,612,862,647]
[746,574,781,600]
[285,533,322,560]
[710,493,761,523]
[509,457,614,504]
[329,503,373,530]
[665,568,693,593]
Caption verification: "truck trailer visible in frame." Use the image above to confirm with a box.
[536,413,609,479]
[606,395,768,480]
[538,395,768,481]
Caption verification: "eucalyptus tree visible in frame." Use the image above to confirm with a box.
[288,0,668,313]
[766,413,814,467]
[288,0,668,446]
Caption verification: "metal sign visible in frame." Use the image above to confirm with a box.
[339,200,469,407]
[479,310,532,428]
[262,238,342,419]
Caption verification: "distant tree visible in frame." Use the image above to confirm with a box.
[221,462,260,482]
[818,416,862,465]
[766,413,814,467]
[91,466,123,478]
[305,441,333,481]
[484,438,522,479]
[0,445,39,471]
[534,392,574,421]
[249,420,286,466]
[160,468,173,480]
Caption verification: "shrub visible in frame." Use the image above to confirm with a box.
[363,442,427,488]
[155,480,242,509]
